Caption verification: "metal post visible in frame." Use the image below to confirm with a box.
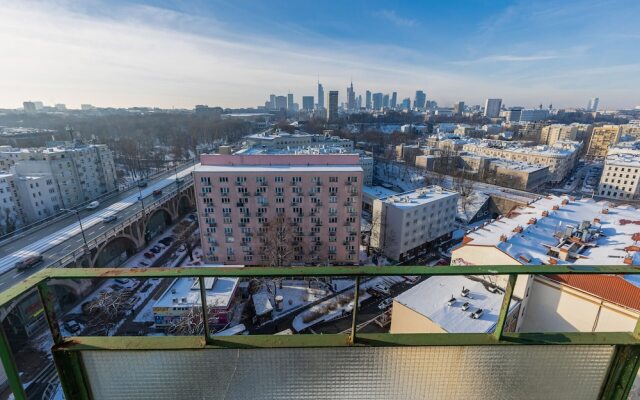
[138,185,146,214]
[0,321,27,400]
[493,274,516,340]
[599,345,640,400]
[52,349,92,400]
[75,212,89,250]
[349,276,361,345]
[37,283,62,345]
[198,277,212,344]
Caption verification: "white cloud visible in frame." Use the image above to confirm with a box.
[374,9,417,28]
[452,54,561,65]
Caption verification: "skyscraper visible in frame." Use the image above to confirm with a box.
[402,98,411,110]
[382,94,389,109]
[317,82,324,109]
[390,92,397,109]
[414,90,426,110]
[453,101,465,116]
[372,93,383,110]
[287,93,294,112]
[587,97,599,112]
[269,94,276,110]
[327,90,339,122]
[365,91,372,110]
[302,96,314,111]
[483,98,502,118]
[347,81,356,111]
[275,96,287,110]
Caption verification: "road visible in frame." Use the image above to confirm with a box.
[0,163,198,290]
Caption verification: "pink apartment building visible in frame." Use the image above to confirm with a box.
[193,154,363,265]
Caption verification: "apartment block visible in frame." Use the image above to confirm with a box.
[371,186,458,261]
[597,144,640,200]
[540,124,577,146]
[0,173,22,233]
[194,154,363,265]
[586,125,622,160]
[14,174,62,223]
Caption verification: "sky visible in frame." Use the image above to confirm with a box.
[1,0,639,110]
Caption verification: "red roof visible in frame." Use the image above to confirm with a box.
[546,274,640,311]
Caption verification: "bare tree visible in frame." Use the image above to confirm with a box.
[86,290,131,331]
[259,216,296,267]
[175,220,197,261]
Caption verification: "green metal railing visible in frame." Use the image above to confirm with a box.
[1,265,639,399]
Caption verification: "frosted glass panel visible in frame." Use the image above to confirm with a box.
[81,345,613,400]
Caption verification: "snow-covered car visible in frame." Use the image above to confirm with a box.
[378,298,393,310]
[64,320,81,334]
[373,284,390,295]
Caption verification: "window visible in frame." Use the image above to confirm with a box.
[329,176,338,183]
[219,177,228,183]
[275,176,284,183]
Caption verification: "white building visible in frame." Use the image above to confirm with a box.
[483,99,502,118]
[371,186,459,261]
[597,143,640,200]
[14,174,62,223]
[0,174,22,234]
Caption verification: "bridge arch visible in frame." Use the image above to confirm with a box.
[144,207,173,242]
[92,234,139,267]
[178,194,194,215]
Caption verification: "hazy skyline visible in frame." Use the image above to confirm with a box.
[1,0,639,110]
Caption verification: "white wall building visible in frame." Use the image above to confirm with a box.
[597,144,640,200]
[0,174,23,234]
[371,186,458,261]
[14,174,62,223]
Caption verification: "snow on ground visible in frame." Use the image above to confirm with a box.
[256,280,329,320]
[292,276,404,331]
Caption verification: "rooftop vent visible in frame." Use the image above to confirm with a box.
[461,302,471,311]
[447,296,456,306]
[487,285,499,294]
[470,309,484,319]
[461,287,470,297]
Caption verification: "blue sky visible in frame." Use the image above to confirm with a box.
[1,0,638,109]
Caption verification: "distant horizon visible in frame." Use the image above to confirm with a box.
[1,0,639,110]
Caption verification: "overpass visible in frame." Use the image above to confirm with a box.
[0,163,197,337]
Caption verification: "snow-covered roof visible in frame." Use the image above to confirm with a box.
[463,194,640,265]
[154,276,238,310]
[252,292,274,316]
[380,186,458,208]
[362,185,398,199]
[394,276,519,333]
[195,164,363,173]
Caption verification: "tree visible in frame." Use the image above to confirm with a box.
[258,216,296,267]
[86,290,131,332]
[175,220,197,261]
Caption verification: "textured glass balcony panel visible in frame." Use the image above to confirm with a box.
[81,345,614,400]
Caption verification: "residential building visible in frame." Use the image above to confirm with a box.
[0,173,22,233]
[452,194,640,333]
[540,124,577,146]
[597,144,640,200]
[414,90,426,110]
[483,98,502,118]
[327,91,339,122]
[317,82,324,109]
[193,154,363,265]
[587,97,600,112]
[519,109,549,122]
[362,185,398,213]
[153,275,240,329]
[23,102,37,113]
[245,130,353,152]
[503,107,523,122]
[371,186,458,261]
[586,125,622,160]
[484,158,550,190]
[390,275,520,334]
[14,173,62,223]
[302,96,314,111]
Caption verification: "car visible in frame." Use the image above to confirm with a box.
[143,252,155,259]
[373,284,390,295]
[86,201,100,209]
[137,180,148,188]
[150,245,162,254]
[378,298,393,310]
[139,261,149,267]
[115,278,130,285]
[102,215,117,223]
[125,296,140,309]
[152,189,163,196]
[403,276,420,284]
[64,320,81,334]
[15,255,44,271]
[176,178,185,184]
[159,237,173,246]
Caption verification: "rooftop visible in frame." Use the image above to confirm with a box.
[379,186,458,208]
[362,185,398,199]
[394,275,518,333]
[462,194,640,266]
[154,276,239,310]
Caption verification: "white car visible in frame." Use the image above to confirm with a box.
[373,284,390,295]
[378,298,393,310]
[86,201,100,209]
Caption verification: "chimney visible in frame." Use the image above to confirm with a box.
[512,225,523,233]
[542,210,549,217]
[552,205,560,211]
[601,208,609,215]
[561,199,569,206]
[623,256,633,265]
[500,234,508,242]
[548,257,558,265]
[528,218,537,225]
[593,218,601,224]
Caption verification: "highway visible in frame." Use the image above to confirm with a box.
[0,163,198,290]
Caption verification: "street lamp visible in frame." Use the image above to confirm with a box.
[61,209,89,250]
[137,185,146,213]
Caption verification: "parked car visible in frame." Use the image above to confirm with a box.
[403,276,420,284]
[373,284,390,295]
[102,215,117,223]
[115,278,129,285]
[64,320,81,334]
[86,201,100,209]
[152,189,162,196]
[125,296,140,309]
[143,252,155,259]
[378,298,393,310]
[139,261,149,267]
[150,245,162,254]
[15,255,44,271]
[137,180,148,188]
[159,237,173,246]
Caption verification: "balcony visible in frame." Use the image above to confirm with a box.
[1,266,639,400]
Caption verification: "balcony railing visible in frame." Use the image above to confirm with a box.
[0,265,639,400]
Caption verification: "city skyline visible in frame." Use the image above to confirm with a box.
[1,0,639,109]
